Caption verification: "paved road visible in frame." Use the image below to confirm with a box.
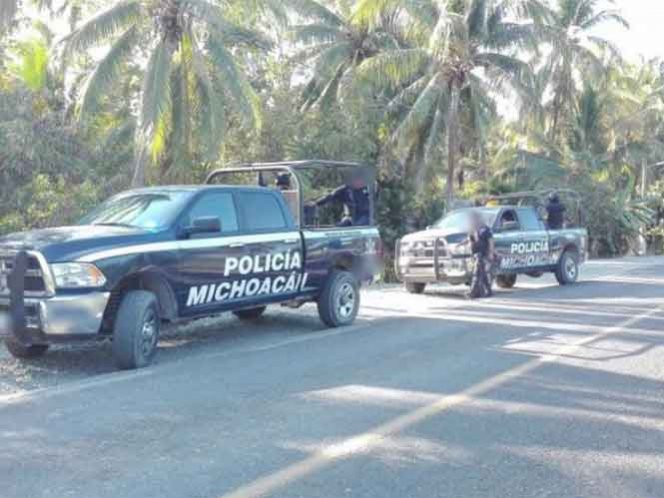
[2,257,664,498]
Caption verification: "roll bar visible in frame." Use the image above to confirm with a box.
[205,160,376,228]
[483,189,584,226]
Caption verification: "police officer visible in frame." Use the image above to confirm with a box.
[546,192,566,230]
[468,211,495,299]
[275,173,291,190]
[311,170,371,227]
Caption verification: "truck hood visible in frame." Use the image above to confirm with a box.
[0,225,169,262]
[402,227,470,245]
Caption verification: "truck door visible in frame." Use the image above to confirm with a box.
[175,190,246,317]
[234,191,304,303]
[516,208,551,270]
[493,208,524,272]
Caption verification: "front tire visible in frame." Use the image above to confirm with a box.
[496,274,517,289]
[233,306,267,320]
[318,270,360,327]
[112,291,160,370]
[4,338,49,360]
[555,250,579,285]
[405,282,426,294]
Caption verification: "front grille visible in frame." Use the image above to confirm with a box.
[0,251,50,296]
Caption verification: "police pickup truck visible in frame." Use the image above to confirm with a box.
[395,193,588,294]
[0,161,381,369]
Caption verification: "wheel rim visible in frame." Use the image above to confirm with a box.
[140,309,158,357]
[336,282,356,319]
[565,256,578,281]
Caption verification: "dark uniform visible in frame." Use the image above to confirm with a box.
[314,185,371,227]
[546,194,566,230]
[469,224,493,298]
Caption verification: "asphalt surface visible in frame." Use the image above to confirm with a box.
[2,257,664,498]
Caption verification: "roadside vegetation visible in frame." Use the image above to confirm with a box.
[1,0,664,270]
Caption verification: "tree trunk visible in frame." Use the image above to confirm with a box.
[446,82,461,209]
[132,145,148,187]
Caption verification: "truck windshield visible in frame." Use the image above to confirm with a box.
[79,191,192,230]
[433,209,497,232]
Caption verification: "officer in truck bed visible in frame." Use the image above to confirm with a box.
[310,170,370,227]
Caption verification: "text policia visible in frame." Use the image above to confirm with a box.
[186,250,308,307]
[500,239,551,270]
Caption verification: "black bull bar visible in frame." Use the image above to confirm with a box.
[6,251,30,345]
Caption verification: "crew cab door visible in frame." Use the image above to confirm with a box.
[234,191,304,303]
[516,208,551,270]
[174,190,246,317]
[493,208,522,272]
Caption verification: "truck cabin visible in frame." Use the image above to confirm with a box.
[205,161,376,230]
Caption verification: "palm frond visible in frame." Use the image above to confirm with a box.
[79,26,138,118]
[186,0,273,49]
[353,0,438,29]
[355,48,430,92]
[139,39,175,142]
[281,0,344,27]
[191,44,225,161]
[206,34,262,130]
[290,24,340,45]
[393,73,443,151]
[62,0,141,55]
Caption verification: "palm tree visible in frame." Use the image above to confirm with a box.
[353,0,536,205]
[284,0,400,111]
[63,0,276,186]
[535,0,628,142]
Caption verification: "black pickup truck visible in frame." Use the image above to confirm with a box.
[0,161,381,369]
[396,197,588,293]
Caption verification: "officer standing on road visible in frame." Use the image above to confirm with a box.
[468,211,495,299]
[546,192,566,230]
[310,170,371,227]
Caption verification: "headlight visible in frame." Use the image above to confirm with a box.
[51,263,107,289]
[449,241,471,256]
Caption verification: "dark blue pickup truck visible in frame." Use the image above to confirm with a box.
[0,161,381,369]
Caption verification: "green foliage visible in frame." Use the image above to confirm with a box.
[1,0,663,266]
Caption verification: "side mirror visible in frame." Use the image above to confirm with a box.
[500,220,519,232]
[183,217,221,237]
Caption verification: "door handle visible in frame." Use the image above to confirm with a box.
[228,243,245,248]
[282,238,299,244]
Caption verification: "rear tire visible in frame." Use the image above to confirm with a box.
[555,250,579,285]
[233,306,267,320]
[4,338,48,359]
[318,270,360,327]
[112,291,160,370]
[405,282,426,294]
[496,274,517,289]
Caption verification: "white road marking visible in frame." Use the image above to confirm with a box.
[218,305,662,498]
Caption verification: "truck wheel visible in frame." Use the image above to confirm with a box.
[555,250,579,285]
[318,271,360,327]
[496,274,517,289]
[4,338,49,360]
[233,306,267,320]
[405,282,426,294]
[112,290,160,370]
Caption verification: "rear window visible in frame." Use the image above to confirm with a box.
[238,192,288,231]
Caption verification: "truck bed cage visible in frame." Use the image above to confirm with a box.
[483,189,584,226]
[205,160,375,228]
